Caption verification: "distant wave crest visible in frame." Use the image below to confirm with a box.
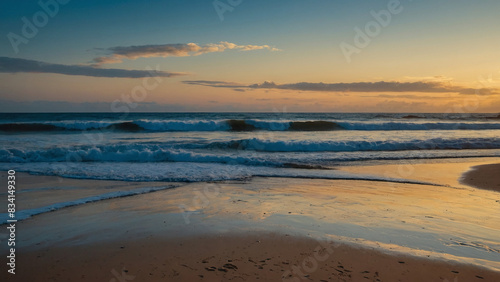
[2,119,500,132]
[204,137,500,152]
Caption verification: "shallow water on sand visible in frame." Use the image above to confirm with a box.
[2,159,499,271]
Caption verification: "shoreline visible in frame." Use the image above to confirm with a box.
[2,158,500,281]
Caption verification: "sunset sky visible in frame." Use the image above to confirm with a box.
[1,0,499,112]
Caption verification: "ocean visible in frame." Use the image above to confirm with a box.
[2,112,500,271]
[1,112,500,183]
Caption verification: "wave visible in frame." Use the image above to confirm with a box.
[2,138,500,165]
[337,122,500,131]
[135,120,228,131]
[0,144,278,166]
[484,114,500,119]
[0,162,443,185]
[0,123,64,132]
[205,137,500,152]
[227,120,345,131]
[289,121,344,131]
[0,121,137,132]
[2,119,500,132]
[227,119,257,131]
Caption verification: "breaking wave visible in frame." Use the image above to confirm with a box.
[2,119,500,132]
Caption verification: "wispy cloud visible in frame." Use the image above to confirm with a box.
[92,41,280,65]
[362,94,458,100]
[248,81,498,95]
[0,99,191,112]
[0,57,186,78]
[183,80,500,95]
[183,80,246,88]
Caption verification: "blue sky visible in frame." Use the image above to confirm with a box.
[1,0,499,112]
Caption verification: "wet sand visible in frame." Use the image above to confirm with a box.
[461,163,500,192]
[1,158,500,281]
[5,233,500,282]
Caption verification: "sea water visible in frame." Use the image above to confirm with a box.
[1,112,500,182]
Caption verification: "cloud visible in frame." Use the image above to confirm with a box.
[183,79,500,95]
[0,57,186,78]
[183,80,247,88]
[361,94,457,100]
[92,41,280,65]
[0,99,192,112]
[249,81,499,94]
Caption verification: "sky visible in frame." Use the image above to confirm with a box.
[0,0,499,112]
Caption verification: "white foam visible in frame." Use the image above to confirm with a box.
[210,137,500,152]
[0,162,441,185]
[2,139,500,165]
[339,121,500,131]
[48,121,115,130]
[0,144,276,165]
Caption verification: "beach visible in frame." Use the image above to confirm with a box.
[2,158,500,281]
[2,0,500,280]
[8,232,500,282]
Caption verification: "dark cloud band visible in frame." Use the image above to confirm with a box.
[0,57,185,78]
[183,80,498,95]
